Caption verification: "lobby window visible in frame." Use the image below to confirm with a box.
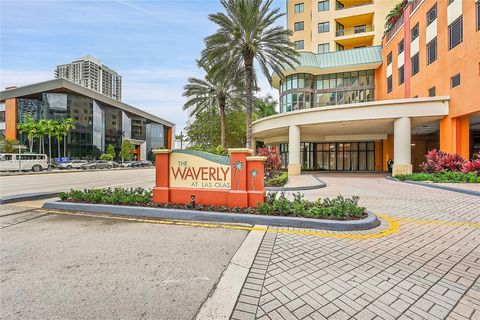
[449,16,463,50]
[387,52,392,65]
[318,43,330,53]
[427,3,437,26]
[411,53,420,76]
[294,3,304,13]
[387,76,393,93]
[427,37,437,65]
[428,87,436,97]
[451,73,461,88]
[294,40,304,50]
[294,21,304,31]
[318,0,329,12]
[318,22,330,33]
[477,1,480,31]
[411,23,419,41]
[398,66,405,85]
[398,39,404,54]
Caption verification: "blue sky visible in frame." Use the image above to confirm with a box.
[0,0,285,131]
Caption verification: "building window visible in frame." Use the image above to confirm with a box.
[387,76,393,93]
[318,22,330,33]
[398,66,405,85]
[336,43,344,51]
[411,23,419,41]
[387,52,392,65]
[428,87,436,97]
[398,39,404,54]
[449,16,463,50]
[294,3,304,13]
[294,21,304,31]
[477,1,480,31]
[448,0,454,5]
[411,53,420,75]
[294,40,304,50]
[318,43,330,53]
[427,3,437,26]
[427,37,437,65]
[451,73,461,88]
[318,0,329,12]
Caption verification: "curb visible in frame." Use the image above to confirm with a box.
[386,176,480,197]
[266,176,326,192]
[0,166,154,177]
[42,201,380,231]
[194,225,265,320]
[0,192,61,204]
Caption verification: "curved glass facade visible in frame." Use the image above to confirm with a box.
[279,70,375,113]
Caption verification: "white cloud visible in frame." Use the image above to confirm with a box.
[0,70,53,90]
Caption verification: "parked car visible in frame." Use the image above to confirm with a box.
[0,153,48,172]
[80,160,113,170]
[120,161,134,167]
[131,160,153,168]
[57,160,88,170]
[108,161,122,168]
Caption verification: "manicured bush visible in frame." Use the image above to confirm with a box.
[265,172,288,187]
[462,153,480,175]
[99,153,114,161]
[60,187,152,205]
[420,149,466,173]
[396,171,480,183]
[257,147,282,179]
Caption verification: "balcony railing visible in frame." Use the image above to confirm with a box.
[386,11,404,42]
[336,25,374,37]
[335,1,373,10]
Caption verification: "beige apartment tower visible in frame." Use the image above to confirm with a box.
[55,55,122,101]
[288,0,392,53]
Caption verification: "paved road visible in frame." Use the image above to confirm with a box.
[232,174,480,320]
[0,168,155,197]
[0,203,247,320]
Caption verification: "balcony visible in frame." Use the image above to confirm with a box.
[336,0,373,10]
[336,25,374,37]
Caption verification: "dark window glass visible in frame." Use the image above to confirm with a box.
[477,1,480,31]
[387,76,393,93]
[451,74,461,88]
[411,53,420,75]
[294,21,304,31]
[427,37,437,65]
[427,4,437,25]
[318,43,330,53]
[318,22,329,33]
[428,87,436,97]
[411,23,419,41]
[318,0,329,11]
[294,3,304,13]
[398,66,405,85]
[387,52,392,65]
[448,0,454,5]
[294,40,304,50]
[449,16,463,50]
[398,40,404,54]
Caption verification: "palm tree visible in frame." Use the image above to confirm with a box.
[37,119,48,154]
[183,63,242,147]
[45,119,56,162]
[200,0,299,148]
[61,118,75,158]
[53,120,63,159]
[17,116,38,153]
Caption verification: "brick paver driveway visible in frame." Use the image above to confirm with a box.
[232,174,480,320]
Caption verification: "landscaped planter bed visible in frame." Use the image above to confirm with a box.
[46,188,380,231]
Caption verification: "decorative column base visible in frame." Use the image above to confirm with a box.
[288,163,301,176]
[152,187,169,203]
[392,163,412,176]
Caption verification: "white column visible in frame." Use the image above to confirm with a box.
[288,125,301,175]
[393,117,412,176]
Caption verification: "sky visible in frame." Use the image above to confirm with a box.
[0,0,285,132]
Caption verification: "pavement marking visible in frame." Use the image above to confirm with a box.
[44,210,401,239]
[396,217,480,229]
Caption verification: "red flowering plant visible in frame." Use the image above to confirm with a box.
[257,147,282,179]
[419,149,466,173]
[462,153,480,175]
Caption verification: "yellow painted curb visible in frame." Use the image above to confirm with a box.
[44,210,401,239]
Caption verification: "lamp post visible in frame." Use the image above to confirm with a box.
[13,145,27,172]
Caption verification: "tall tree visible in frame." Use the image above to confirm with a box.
[53,120,63,159]
[200,0,298,148]
[61,118,75,158]
[17,116,37,153]
[183,63,242,148]
[45,119,57,162]
[254,95,277,118]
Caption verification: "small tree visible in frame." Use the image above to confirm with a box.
[0,135,20,153]
[257,147,282,179]
[120,140,134,163]
[100,153,114,161]
[106,144,116,159]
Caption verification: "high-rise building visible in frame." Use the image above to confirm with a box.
[54,55,122,101]
[252,0,479,176]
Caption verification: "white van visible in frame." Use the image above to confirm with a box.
[0,153,48,172]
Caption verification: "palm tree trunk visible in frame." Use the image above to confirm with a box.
[64,134,67,158]
[244,56,254,149]
[57,138,61,159]
[29,137,33,153]
[48,135,52,163]
[219,97,227,148]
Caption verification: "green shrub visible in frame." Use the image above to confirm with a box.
[396,171,480,183]
[99,153,114,161]
[265,172,288,187]
[60,187,151,205]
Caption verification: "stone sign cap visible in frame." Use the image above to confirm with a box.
[152,149,172,154]
[227,148,254,155]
